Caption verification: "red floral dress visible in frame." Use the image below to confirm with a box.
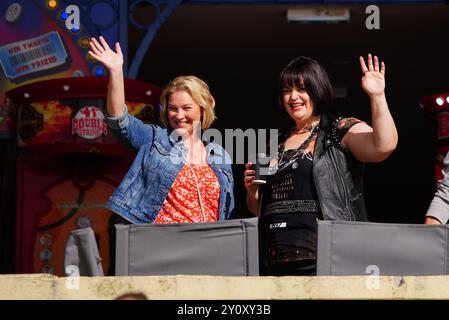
[154,164,220,224]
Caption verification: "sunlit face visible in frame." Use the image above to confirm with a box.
[282,85,315,123]
[167,90,202,136]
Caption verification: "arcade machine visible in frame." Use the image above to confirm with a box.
[420,92,449,182]
[7,77,160,275]
[1,0,123,137]
[0,0,150,275]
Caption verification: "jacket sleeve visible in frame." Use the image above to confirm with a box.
[105,104,155,151]
[426,153,449,224]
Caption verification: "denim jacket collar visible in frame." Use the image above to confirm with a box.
[165,127,227,163]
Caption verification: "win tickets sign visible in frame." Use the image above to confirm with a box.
[0,31,69,83]
[72,107,107,140]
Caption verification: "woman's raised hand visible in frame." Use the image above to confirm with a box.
[88,36,123,73]
[359,54,385,97]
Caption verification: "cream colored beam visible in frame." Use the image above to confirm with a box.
[0,274,449,300]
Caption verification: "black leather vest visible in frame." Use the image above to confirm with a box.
[312,113,368,221]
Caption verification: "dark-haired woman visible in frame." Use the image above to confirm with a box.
[244,54,398,275]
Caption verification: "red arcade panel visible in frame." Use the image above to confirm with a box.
[420,92,449,182]
[7,77,161,275]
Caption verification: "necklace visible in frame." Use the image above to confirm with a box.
[278,124,320,168]
[186,162,206,222]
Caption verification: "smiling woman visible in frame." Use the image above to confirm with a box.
[160,75,216,133]
[88,36,235,224]
[244,54,398,276]
[167,90,202,133]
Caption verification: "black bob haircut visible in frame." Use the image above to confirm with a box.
[278,56,334,116]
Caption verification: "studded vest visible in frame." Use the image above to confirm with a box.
[312,113,368,221]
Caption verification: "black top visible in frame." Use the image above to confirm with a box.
[262,117,362,267]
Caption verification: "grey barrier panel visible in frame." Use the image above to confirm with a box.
[115,218,259,276]
[317,220,447,276]
[115,224,129,276]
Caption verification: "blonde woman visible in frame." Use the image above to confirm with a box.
[89,37,234,223]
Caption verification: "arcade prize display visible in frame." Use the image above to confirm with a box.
[420,92,449,183]
[7,77,161,275]
[0,0,120,138]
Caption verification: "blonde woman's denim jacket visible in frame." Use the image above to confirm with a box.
[105,107,235,224]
